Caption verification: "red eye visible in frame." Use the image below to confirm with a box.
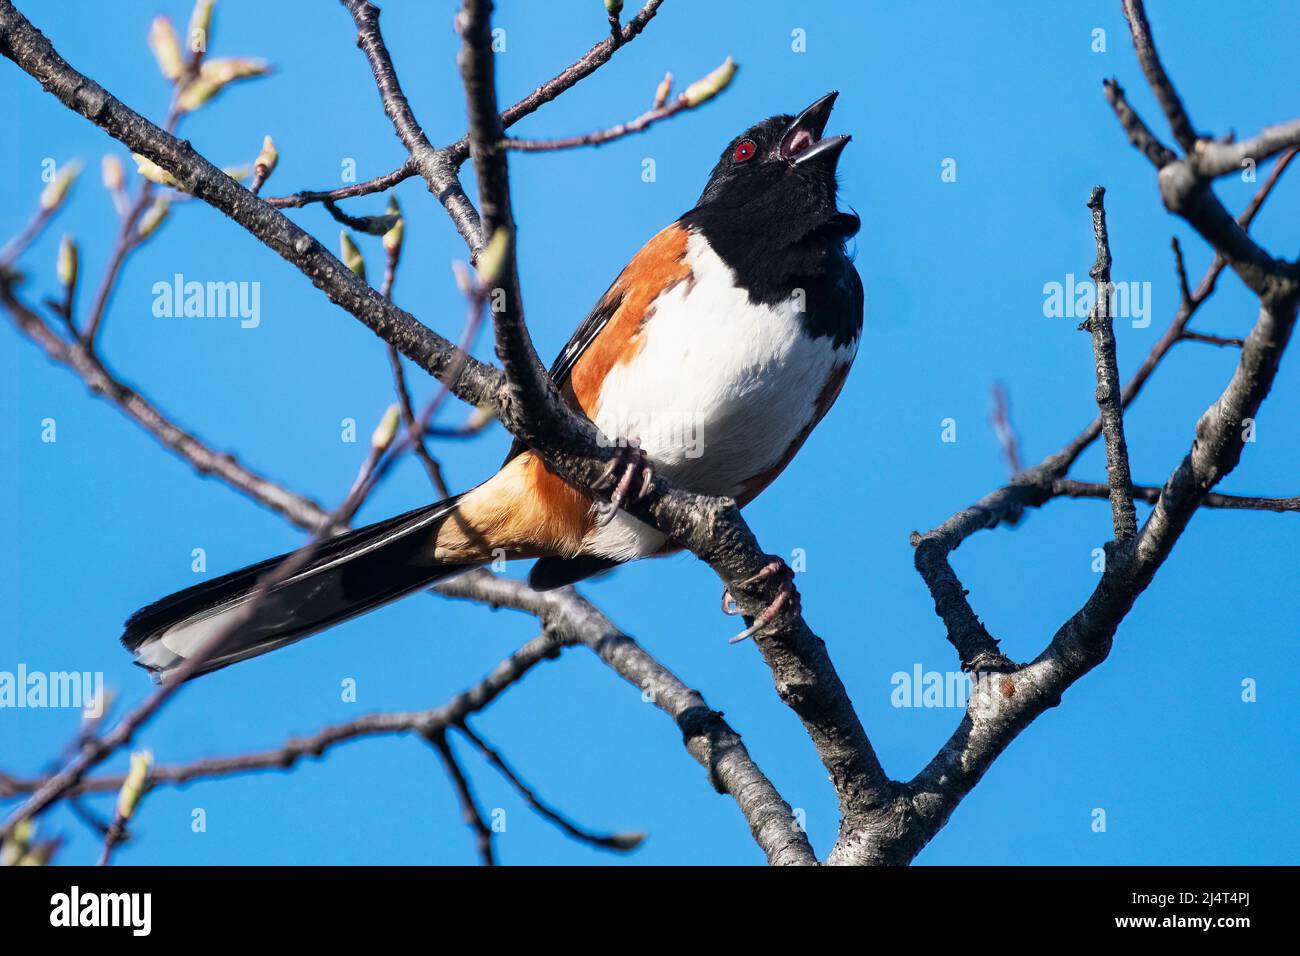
[732,139,756,163]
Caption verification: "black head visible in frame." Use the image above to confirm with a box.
[684,92,857,248]
[679,93,861,332]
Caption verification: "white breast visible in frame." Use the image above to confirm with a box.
[582,231,857,562]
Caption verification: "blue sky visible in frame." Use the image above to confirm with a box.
[2,0,1297,865]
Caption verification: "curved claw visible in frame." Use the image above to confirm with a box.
[593,441,653,527]
[723,560,801,643]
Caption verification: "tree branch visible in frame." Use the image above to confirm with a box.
[436,572,818,865]
[424,728,495,865]
[0,282,331,532]
[500,58,736,152]
[1060,145,1296,468]
[456,721,644,853]
[339,0,483,250]
[1119,0,1200,151]
[862,3,1300,867]
[1051,479,1299,513]
[263,162,413,209]
[1080,187,1137,540]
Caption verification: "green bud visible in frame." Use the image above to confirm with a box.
[137,198,170,240]
[0,820,33,866]
[475,228,511,285]
[339,230,366,280]
[382,197,404,257]
[116,750,153,821]
[371,404,401,451]
[683,57,737,108]
[654,72,673,109]
[39,160,82,211]
[148,16,184,80]
[254,135,278,178]
[188,0,215,54]
[177,57,271,111]
[56,234,78,288]
[132,153,179,188]
[101,155,124,193]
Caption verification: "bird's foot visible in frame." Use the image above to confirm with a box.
[722,560,801,644]
[593,439,653,527]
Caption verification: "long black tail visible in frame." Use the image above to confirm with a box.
[121,496,468,681]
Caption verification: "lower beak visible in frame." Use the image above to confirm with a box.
[781,91,851,167]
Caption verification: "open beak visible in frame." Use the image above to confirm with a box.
[780,91,850,167]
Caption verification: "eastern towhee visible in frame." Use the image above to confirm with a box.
[124,92,863,679]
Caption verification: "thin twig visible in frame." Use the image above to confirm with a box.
[379,227,452,498]
[83,106,182,344]
[1120,0,1200,151]
[1080,186,1137,540]
[1059,145,1296,468]
[1,633,566,800]
[1051,479,1300,513]
[263,163,413,208]
[96,813,129,866]
[340,0,482,248]
[81,182,153,344]
[424,729,495,866]
[989,382,1022,476]
[456,721,644,853]
[0,202,58,269]
[501,63,734,152]
[0,283,331,531]
[0,409,405,839]
[1179,330,1244,348]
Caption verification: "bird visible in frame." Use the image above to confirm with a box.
[122,92,864,680]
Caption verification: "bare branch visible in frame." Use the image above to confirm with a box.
[606,0,623,47]
[0,283,331,531]
[1189,119,1300,179]
[0,195,60,268]
[1102,78,1177,168]
[456,721,644,853]
[1,633,564,800]
[0,7,504,406]
[81,182,154,343]
[436,572,818,865]
[878,4,1300,868]
[0,428,399,839]
[1080,187,1137,540]
[425,729,495,865]
[989,382,1022,476]
[443,0,666,166]
[501,59,736,153]
[1060,145,1296,468]
[911,478,1044,672]
[1105,80,1295,294]
[263,163,414,209]
[1119,0,1200,151]
[339,0,482,249]
[1180,329,1244,348]
[1051,479,1299,513]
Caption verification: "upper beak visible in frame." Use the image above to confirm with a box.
[781,91,850,167]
